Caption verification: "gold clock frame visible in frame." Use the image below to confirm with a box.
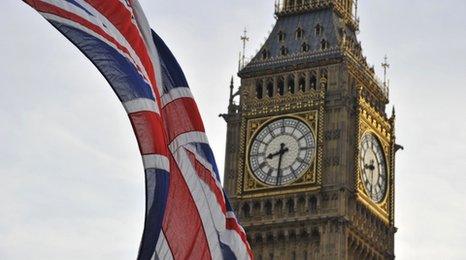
[238,110,323,199]
[356,98,394,224]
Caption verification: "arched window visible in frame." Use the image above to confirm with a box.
[309,196,317,213]
[309,72,317,90]
[241,203,251,218]
[280,46,289,56]
[296,27,304,39]
[301,42,310,52]
[287,75,295,94]
[298,196,306,212]
[267,80,274,97]
[275,199,283,215]
[298,74,306,92]
[256,81,263,99]
[265,201,272,215]
[261,49,270,60]
[321,39,329,50]
[278,31,286,42]
[253,202,261,215]
[287,199,295,213]
[320,69,328,90]
[278,77,285,96]
[315,24,324,36]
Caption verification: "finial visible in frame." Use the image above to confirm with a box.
[229,76,234,103]
[230,76,234,87]
[238,52,242,72]
[354,0,359,18]
[382,55,390,87]
[240,28,249,69]
[391,106,396,118]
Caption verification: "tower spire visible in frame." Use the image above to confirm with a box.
[229,76,234,104]
[355,0,359,18]
[240,28,249,69]
[382,55,390,87]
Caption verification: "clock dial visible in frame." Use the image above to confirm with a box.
[249,118,316,186]
[359,133,388,203]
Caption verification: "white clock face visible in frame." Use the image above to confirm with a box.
[249,118,316,186]
[359,133,388,203]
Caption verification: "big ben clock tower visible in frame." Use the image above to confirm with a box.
[222,0,397,259]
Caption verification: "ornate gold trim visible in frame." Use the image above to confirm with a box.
[237,109,323,199]
[356,97,394,224]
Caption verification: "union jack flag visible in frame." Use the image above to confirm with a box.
[22,1,253,259]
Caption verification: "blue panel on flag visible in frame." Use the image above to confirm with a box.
[138,168,169,260]
[152,31,189,93]
[50,21,155,103]
[220,241,238,260]
[193,143,221,180]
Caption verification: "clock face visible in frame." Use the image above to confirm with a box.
[249,118,316,186]
[359,133,388,203]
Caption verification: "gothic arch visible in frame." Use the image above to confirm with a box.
[287,74,295,94]
[309,71,317,90]
[264,200,273,215]
[256,80,263,99]
[286,198,295,213]
[241,203,251,218]
[266,79,274,97]
[278,76,285,96]
[298,73,306,92]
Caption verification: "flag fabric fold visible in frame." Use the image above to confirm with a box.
[22,0,252,259]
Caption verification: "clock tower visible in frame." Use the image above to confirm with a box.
[222,0,397,259]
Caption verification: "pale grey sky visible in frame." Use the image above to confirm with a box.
[1,0,465,259]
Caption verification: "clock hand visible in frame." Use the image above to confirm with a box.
[267,151,280,159]
[366,159,376,196]
[275,143,289,185]
[267,143,289,159]
[364,162,375,171]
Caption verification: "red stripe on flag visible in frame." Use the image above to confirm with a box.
[163,154,212,259]
[83,0,157,93]
[129,111,168,156]
[226,217,254,259]
[162,97,205,142]
[186,150,226,214]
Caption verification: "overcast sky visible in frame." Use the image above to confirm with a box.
[1,0,465,259]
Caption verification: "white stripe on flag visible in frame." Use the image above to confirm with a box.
[172,148,223,259]
[219,228,251,260]
[130,0,165,96]
[169,131,208,153]
[183,145,251,259]
[124,98,160,114]
[161,88,194,107]
[185,144,225,204]
[142,154,170,172]
[153,231,174,260]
